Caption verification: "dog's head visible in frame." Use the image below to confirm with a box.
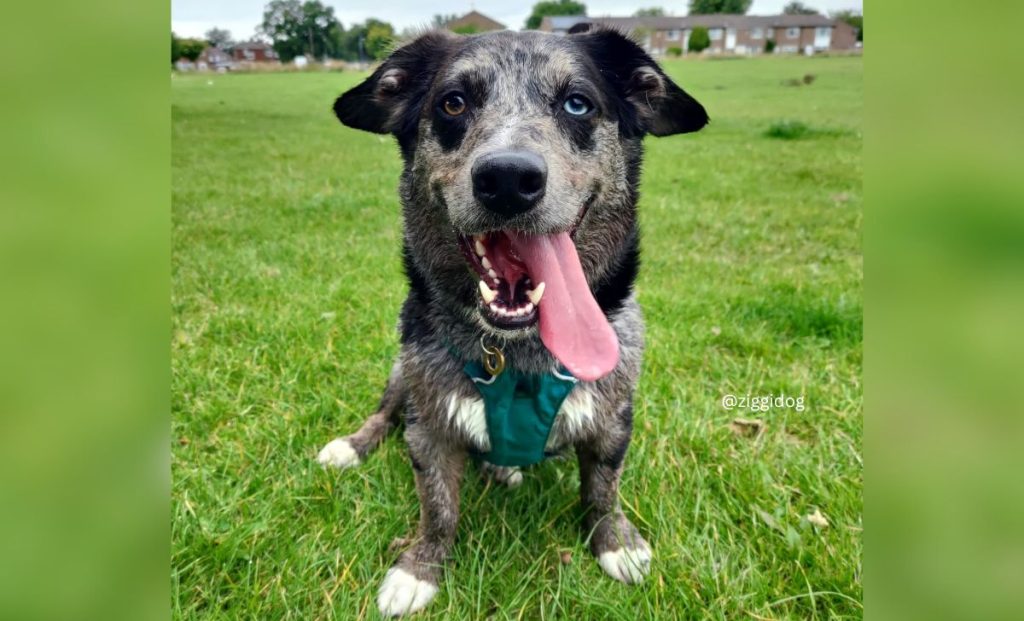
[334,29,706,380]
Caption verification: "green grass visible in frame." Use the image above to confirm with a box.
[764,119,849,140]
[172,55,862,620]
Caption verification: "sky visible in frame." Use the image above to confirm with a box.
[172,0,863,41]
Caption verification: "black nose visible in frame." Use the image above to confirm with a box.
[471,150,548,217]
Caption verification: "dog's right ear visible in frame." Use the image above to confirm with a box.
[333,31,457,134]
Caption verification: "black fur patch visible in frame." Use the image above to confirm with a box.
[333,32,461,160]
[409,450,426,471]
[573,28,708,137]
[602,408,633,469]
[553,105,597,152]
[594,227,640,315]
[430,69,493,153]
[400,244,434,346]
[431,107,471,152]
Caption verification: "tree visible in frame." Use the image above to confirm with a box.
[171,32,181,64]
[364,19,395,60]
[687,0,751,14]
[432,13,459,28]
[332,19,396,61]
[830,9,863,42]
[634,7,665,17]
[259,0,344,61]
[688,26,710,52]
[524,0,586,30]
[173,34,206,62]
[782,2,819,15]
[204,27,233,48]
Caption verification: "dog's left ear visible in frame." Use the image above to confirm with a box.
[334,30,457,134]
[574,28,708,137]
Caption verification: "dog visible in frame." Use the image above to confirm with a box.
[317,27,707,616]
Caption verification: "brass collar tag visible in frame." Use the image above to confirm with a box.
[480,337,506,377]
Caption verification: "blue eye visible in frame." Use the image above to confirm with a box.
[563,94,593,116]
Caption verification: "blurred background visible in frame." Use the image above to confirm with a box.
[170,0,863,71]
[168,1,866,620]
[5,0,1024,620]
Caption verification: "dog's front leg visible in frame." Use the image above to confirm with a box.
[577,402,652,584]
[377,424,465,617]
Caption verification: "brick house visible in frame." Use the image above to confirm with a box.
[445,10,505,33]
[228,41,280,63]
[540,13,860,56]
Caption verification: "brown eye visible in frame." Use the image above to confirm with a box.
[441,93,467,116]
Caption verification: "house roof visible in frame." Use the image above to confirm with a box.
[229,41,275,51]
[546,13,835,31]
[767,13,834,27]
[446,10,505,32]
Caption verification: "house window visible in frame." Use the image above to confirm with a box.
[786,27,800,38]
[709,28,723,41]
[816,27,830,37]
[244,50,255,60]
[751,27,763,39]
[667,29,680,41]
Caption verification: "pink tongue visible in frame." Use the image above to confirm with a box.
[508,232,620,381]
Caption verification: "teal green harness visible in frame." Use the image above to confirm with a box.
[461,359,578,467]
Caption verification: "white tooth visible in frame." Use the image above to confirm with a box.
[527,282,545,305]
[481,256,492,269]
[516,307,527,316]
[479,280,497,304]
[474,238,486,256]
[524,302,534,313]
[487,269,498,279]
[489,303,499,314]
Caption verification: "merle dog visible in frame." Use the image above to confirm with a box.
[317,27,707,616]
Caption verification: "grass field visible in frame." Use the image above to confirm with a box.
[172,54,862,620]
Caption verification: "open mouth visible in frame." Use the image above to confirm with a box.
[456,195,595,330]
[460,233,543,329]
[453,195,621,382]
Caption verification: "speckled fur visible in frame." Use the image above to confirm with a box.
[325,27,707,609]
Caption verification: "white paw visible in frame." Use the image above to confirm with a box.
[481,463,523,488]
[505,469,523,488]
[316,438,361,469]
[598,545,652,584]
[377,567,438,617]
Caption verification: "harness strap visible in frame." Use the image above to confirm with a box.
[445,341,577,467]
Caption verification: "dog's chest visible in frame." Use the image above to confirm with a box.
[445,386,594,454]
